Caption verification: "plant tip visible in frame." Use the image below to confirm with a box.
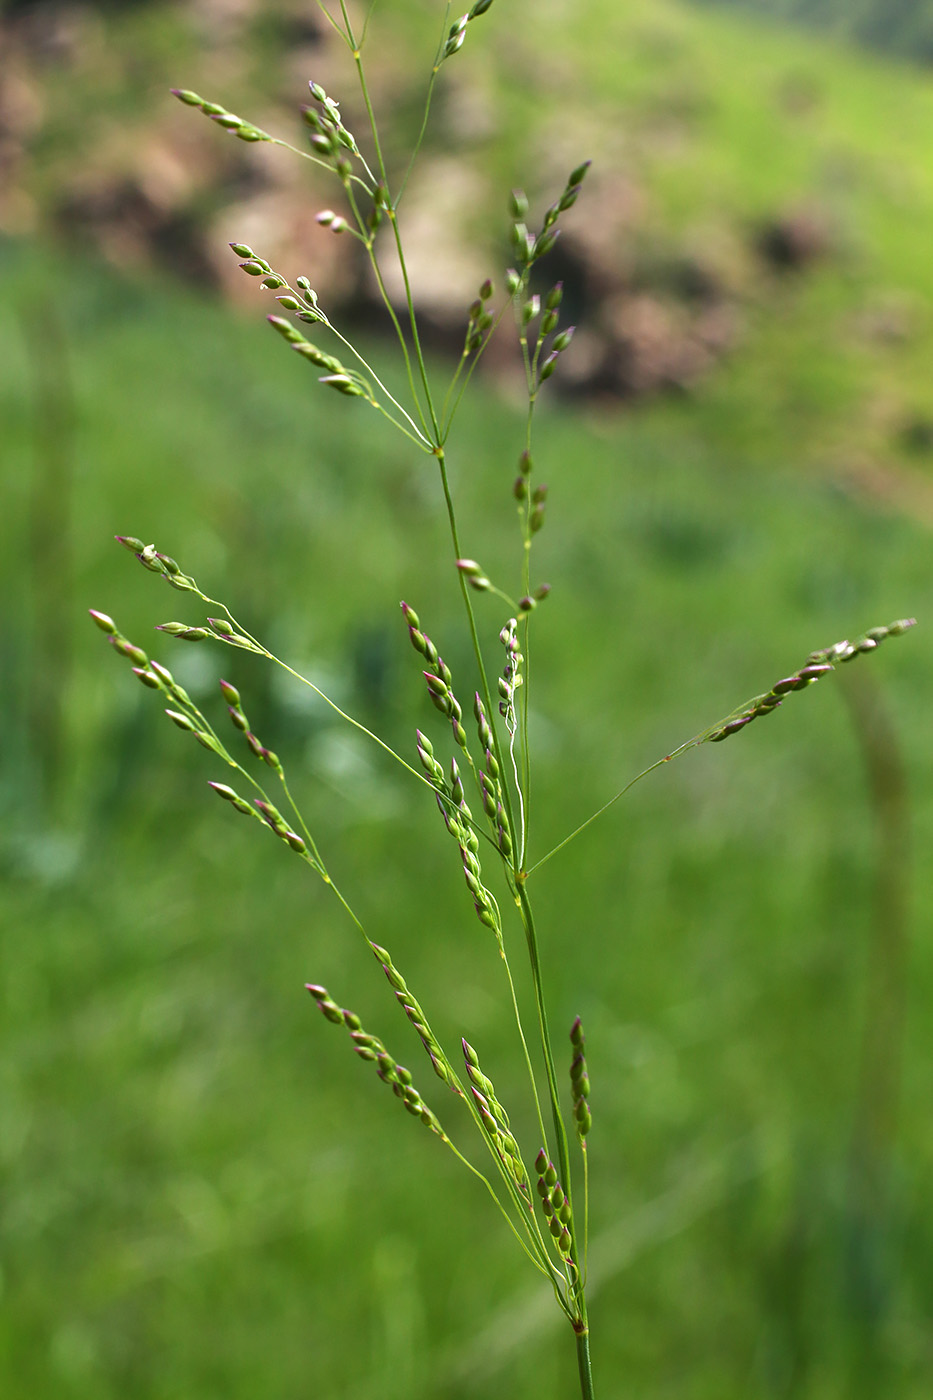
[88,609,117,635]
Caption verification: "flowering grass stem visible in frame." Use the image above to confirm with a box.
[96,10,918,1394]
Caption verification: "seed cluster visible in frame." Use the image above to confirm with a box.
[464,277,495,356]
[569,1017,592,1141]
[534,1149,574,1261]
[306,984,445,1137]
[170,88,272,144]
[209,782,307,855]
[369,944,459,1093]
[218,679,281,773]
[91,608,223,758]
[705,618,917,743]
[115,535,198,593]
[472,692,514,865]
[462,1040,530,1197]
[91,605,316,862]
[401,602,470,754]
[302,80,360,177]
[415,729,498,931]
[508,161,591,272]
[228,244,372,399]
[402,601,510,921]
[455,557,491,593]
[440,0,495,63]
[497,619,523,736]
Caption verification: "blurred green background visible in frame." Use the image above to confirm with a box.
[2,1,932,1396]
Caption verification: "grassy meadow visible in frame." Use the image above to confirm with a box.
[2,2,933,1397]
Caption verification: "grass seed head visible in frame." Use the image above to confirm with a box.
[705,619,917,744]
[570,1016,592,1141]
[89,609,117,635]
[208,782,239,802]
[306,984,344,1024]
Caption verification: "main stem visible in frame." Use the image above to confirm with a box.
[436,448,595,1394]
[577,1327,595,1400]
[516,878,593,1382]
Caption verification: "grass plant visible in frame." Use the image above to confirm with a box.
[87,5,916,1395]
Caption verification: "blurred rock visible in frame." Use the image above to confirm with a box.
[0,2,844,403]
[756,206,834,271]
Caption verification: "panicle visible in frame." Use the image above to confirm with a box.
[704,619,918,744]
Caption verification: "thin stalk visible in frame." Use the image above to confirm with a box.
[270,136,373,192]
[277,770,325,867]
[497,936,549,1154]
[358,241,431,437]
[515,880,574,1236]
[527,745,695,877]
[439,352,470,435]
[359,0,379,47]
[325,188,432,444]
[395,2,453,205]
[517,395,536,849]
[582,1145,590,1285]
[435,451,521,852]
[329,321,433,446]
[514,884,595,1393]
[448,1142,556,1280]
[508,722,526,871]
[439,298,514,444]
[387,207,440,441]
[339,0,439,441]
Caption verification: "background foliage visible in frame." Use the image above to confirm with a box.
[1,2,931,1397]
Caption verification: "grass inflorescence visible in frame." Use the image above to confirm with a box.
[90,7,917,1396]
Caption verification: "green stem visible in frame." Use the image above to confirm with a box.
[395,2,452,205]
[497,937,549,1154]
[388,207,439,441]
[435,450,521,850]
[515,879,593,1369]
[516,881,572,1201]
[576,1325,595,1400]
